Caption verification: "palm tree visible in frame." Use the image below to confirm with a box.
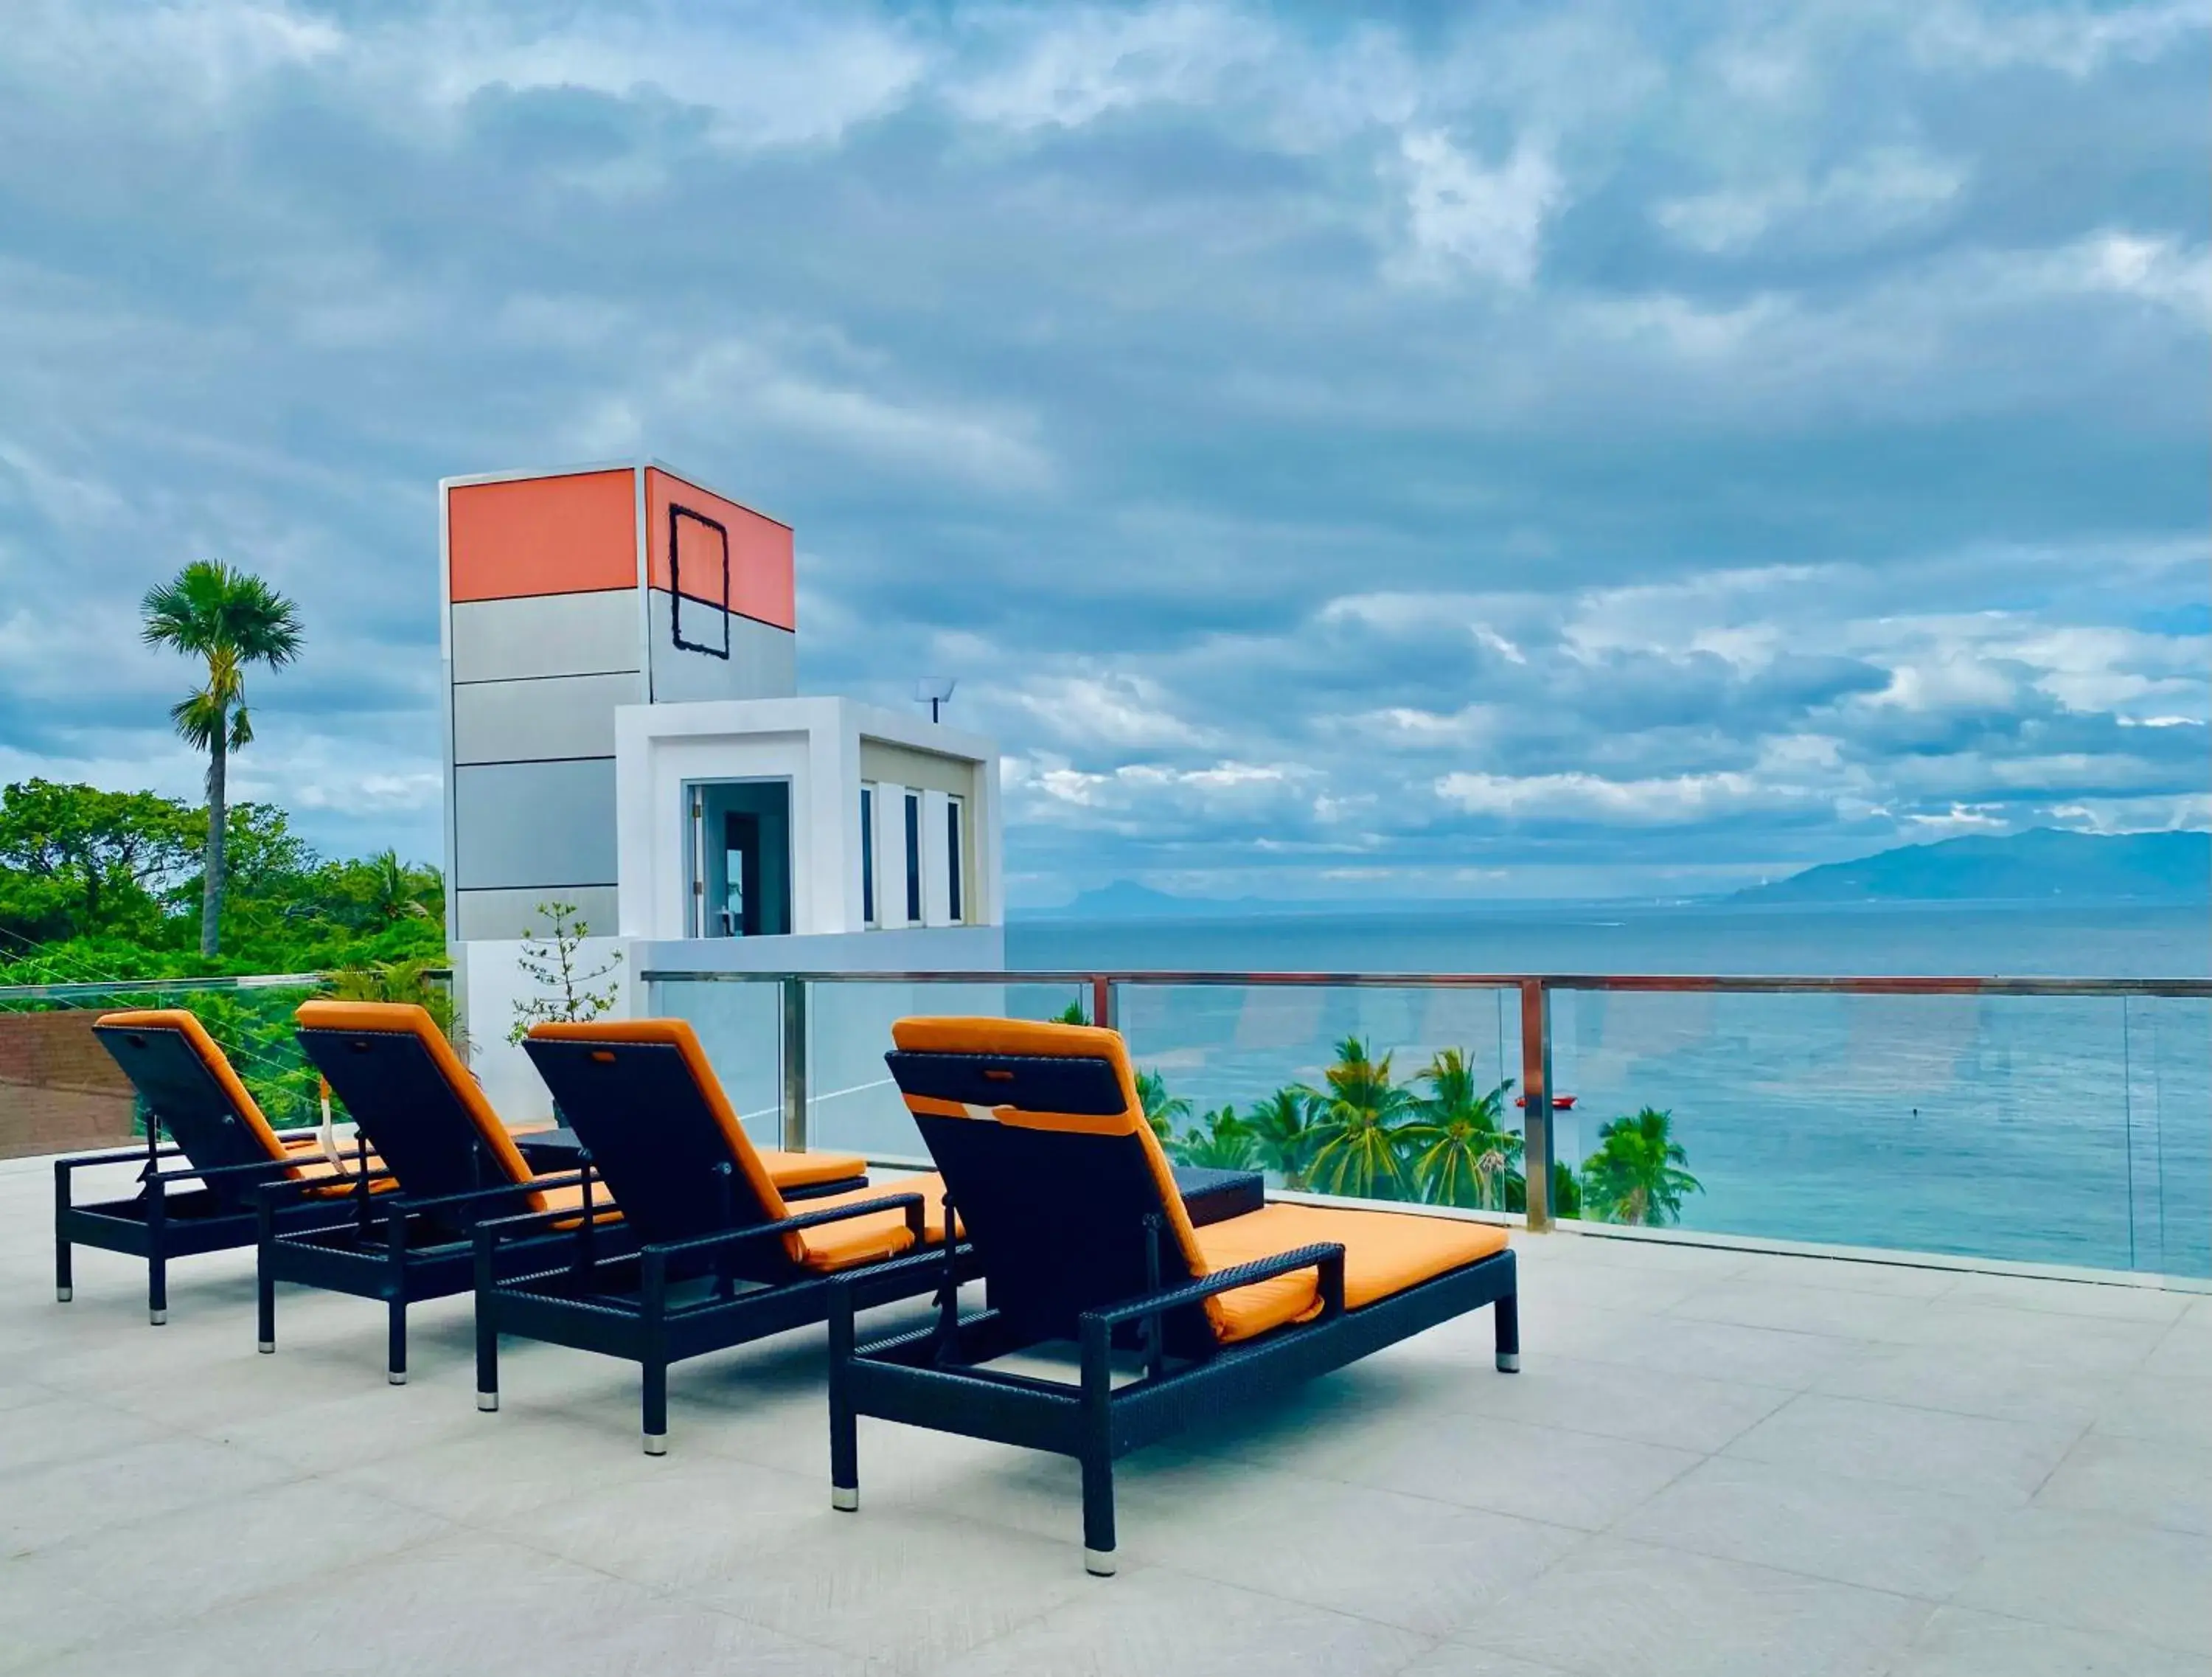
[1133,1069,1191,1142]
[1245,1086,1316,1190]
[1402,1049,1520,1209]
[1301,1035,1418,1201]
[364,850,435,924]
[1579,1107,1703,1226]
[141,562,304,956]
[1171,1106,1259,1170]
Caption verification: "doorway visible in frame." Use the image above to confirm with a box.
[686,780,792,938]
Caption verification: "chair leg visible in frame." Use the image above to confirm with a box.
[147,1250,167,1326]
[1495,1290,1520,1373]
[475,1289,500,1413]
[387,1296,408,1386]
[830,1388,858,1512]
[257,1254,277,1354]
[1080,1448,1117,1577]
[54,1235,72,1305]
[641,1357,668,1456]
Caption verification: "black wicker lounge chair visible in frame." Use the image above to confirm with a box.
[479,1017,961,1453]
[835,1016,1520,1576]
[59,1010,391,1324]
[278,1001,869,1385]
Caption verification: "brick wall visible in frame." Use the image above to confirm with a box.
[0,1011,136,1160]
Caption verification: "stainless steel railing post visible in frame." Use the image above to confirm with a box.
[781,976,808,1153]
[1519,979,1555,1232]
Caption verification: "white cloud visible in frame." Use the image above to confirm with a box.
[1392,131,1562,288]
[1655,146,1970,255]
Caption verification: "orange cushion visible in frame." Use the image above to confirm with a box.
[99,1010,297,1170]
[789,1172,953,1273]
[535,1178,627,1226]
[1192,1204,1509,1345]
[757,1148,867,1190]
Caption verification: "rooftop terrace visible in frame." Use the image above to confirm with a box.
[6,1149,2206,1677]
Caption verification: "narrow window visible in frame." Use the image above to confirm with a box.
[860,785,876,927]
[945,796,964,923]
[904,791,922,923]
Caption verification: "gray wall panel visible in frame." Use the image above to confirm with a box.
[452,671,641,765]
[451,591,640,684]
[453,758,619,890]
[645,591,797,703]
[455,884,621,942]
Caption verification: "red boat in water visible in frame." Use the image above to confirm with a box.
[1513,1094,1577,1111]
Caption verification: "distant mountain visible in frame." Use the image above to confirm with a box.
[1734,829,2211,905]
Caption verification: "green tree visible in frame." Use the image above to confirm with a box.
[1169,1105,1259,1170]
[1301,1035,1417,1201]
[1402,1049,1520,1209]
[140,562,305,957]
[0,780,199,940]
[1244,1086,1316,1190]
[1133,1069,1191,1142]
[1579,1107,1702,1226]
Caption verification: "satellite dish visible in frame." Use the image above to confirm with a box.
[914,677,956,722]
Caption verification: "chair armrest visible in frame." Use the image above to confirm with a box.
[56,1145,183,1176]
[394,1171,588,1218]
[1079,1242,1347,1330]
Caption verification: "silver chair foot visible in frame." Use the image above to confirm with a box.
[1084,1548,1118,1577]
[55,1286,72,1303]
[1496,1352,1520,1372]
[257,1340,275,1355]
[148,1308,167,1326]
[831,1486,859,1512]
[477,1392,499,1413]
[643,1432,668,1456]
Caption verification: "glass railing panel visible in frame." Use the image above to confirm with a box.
[2125,994,2211,1278]
[1115,981,1526,1206]
[0,976,335,1158]
[803,979,1090,1162]
[1548,987,2192,1274]
[648,976,784,1149]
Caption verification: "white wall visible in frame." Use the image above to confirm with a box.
[456,934,635,1128]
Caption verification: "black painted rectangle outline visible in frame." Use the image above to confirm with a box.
[669,504,731,659]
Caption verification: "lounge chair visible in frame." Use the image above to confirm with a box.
[281,1000,869,1385]
[59,1010,391,1324]
[481,1017,964,1452]
[834,1017,1520,1576]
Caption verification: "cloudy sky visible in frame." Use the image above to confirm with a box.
[1,1,2205,904]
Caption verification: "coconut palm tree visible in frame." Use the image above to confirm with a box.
[1170,1105,1259,1170]
[1133,1069,1191,1142]
[1579,1107,1703,1226]
[1301,1036,1418,1201]
[141,561,304,956]
[1244,1086,1315,1190]
[1402,1049,1520,1209]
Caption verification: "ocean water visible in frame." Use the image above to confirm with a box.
[661,903,2210,1278]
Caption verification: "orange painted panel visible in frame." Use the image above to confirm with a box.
[448,470,638,602]
[644,468,796,631]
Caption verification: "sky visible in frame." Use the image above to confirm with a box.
[1,0,2205,906]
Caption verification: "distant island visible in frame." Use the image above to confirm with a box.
[1020,829,2211,920]
[1733,828,2209,906]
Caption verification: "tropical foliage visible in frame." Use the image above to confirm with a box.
[0,780,444,982]
[1577,1107,1703,1226]
[1143,1035,1688,1224]
[140,561,305,956]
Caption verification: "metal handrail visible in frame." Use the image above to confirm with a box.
[644,968,2210,998]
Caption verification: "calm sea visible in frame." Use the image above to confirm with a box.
[997,903,2211,1277]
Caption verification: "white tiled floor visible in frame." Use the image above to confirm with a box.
[6,1153,2209,1676]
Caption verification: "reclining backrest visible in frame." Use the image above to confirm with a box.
[523,1020,792,1256]
[294,1001,538,1206]
[92,1010,298,1206]
[886,1017,1213,1344]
